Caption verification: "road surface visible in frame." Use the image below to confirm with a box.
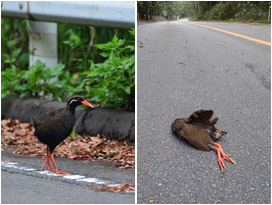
[137,21,270,204]
[1,151,135,204]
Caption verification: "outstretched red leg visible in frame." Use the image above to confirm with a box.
[49,153,69,175]
[41,145,53,171]
[213,143,236,172]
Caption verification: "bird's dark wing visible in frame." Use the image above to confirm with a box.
[180,124,213,151]
[31,116,42,129]
[34,112,67,137]
[188,109,216,126]
[38,107,66,121]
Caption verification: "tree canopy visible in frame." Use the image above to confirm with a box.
[137,1,271,22]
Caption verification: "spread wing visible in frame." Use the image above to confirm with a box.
[180,124,213,151]
[188,109,219,126]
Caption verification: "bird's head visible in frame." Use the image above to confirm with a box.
[67,96,93,113]
[171,118,188,134]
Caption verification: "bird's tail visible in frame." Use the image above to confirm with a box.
[211,129,228,141]
[31,116,41,129]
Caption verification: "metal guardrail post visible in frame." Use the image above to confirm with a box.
[29,21,58,85]
[29,21,57,68]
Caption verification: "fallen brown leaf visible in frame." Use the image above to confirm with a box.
[89,183,135,192]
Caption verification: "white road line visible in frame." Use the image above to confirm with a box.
[36,170,59,176]
[1,161,130,190]
[63,175,85,180]
[76,178,106,184]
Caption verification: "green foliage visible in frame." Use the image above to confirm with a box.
[1,21,135,110]
[196,1,271,22]
[1,19,29,70]
[81,30,135,109]
[61,29,135,109]
[1,66,21,97]
[57,23,131,74]
[2,60,67,101]
[207,2,237,20]
[234,2,270,22]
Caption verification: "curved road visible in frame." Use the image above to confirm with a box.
[137,21,270,204]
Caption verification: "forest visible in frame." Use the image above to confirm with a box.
[137,1,271,22]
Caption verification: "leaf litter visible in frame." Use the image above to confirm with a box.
[1,119,135,170]
[89,183,135,192]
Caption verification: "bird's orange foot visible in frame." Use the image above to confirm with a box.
[55,170,69,175]
[213,143,236,172]
[214,143,236,165]
[220,150,236,165]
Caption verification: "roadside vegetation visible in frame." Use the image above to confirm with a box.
[1,19,135,111]
[138,1,271,23]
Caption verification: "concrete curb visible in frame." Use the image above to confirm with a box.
[1,95,135,144]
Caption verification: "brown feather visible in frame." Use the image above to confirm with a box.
[180,124,212,151]
[171,109,227,152]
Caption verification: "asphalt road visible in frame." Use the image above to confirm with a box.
[1,151,135,204]
[137,20,271,203]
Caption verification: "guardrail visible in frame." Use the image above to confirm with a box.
[1,1,135,29]
[1,1,135,68]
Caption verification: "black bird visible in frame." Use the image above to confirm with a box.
[171,109,236,172]
[32,96,93,174]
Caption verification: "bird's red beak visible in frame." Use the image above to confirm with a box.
[81,99,94,108]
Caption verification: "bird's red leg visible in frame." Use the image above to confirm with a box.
[41,146,53,171]
[213,146,226,172]
[213,143,236,172]
[49,153,69,175]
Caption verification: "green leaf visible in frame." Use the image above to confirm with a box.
[81,71,90,75]
[18,52,29,66]
[34,100,39,106]
[86,86,91,93]
[112,34,118,43]
[87,71,99,77]
[129,29,135,37]
[15,48,22,57]
[56,96,62,102]
[69,127,76,140]
[125,86,131,94]
[99,52,109,58]
[69,33,81,45]
[96,44,106,49]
